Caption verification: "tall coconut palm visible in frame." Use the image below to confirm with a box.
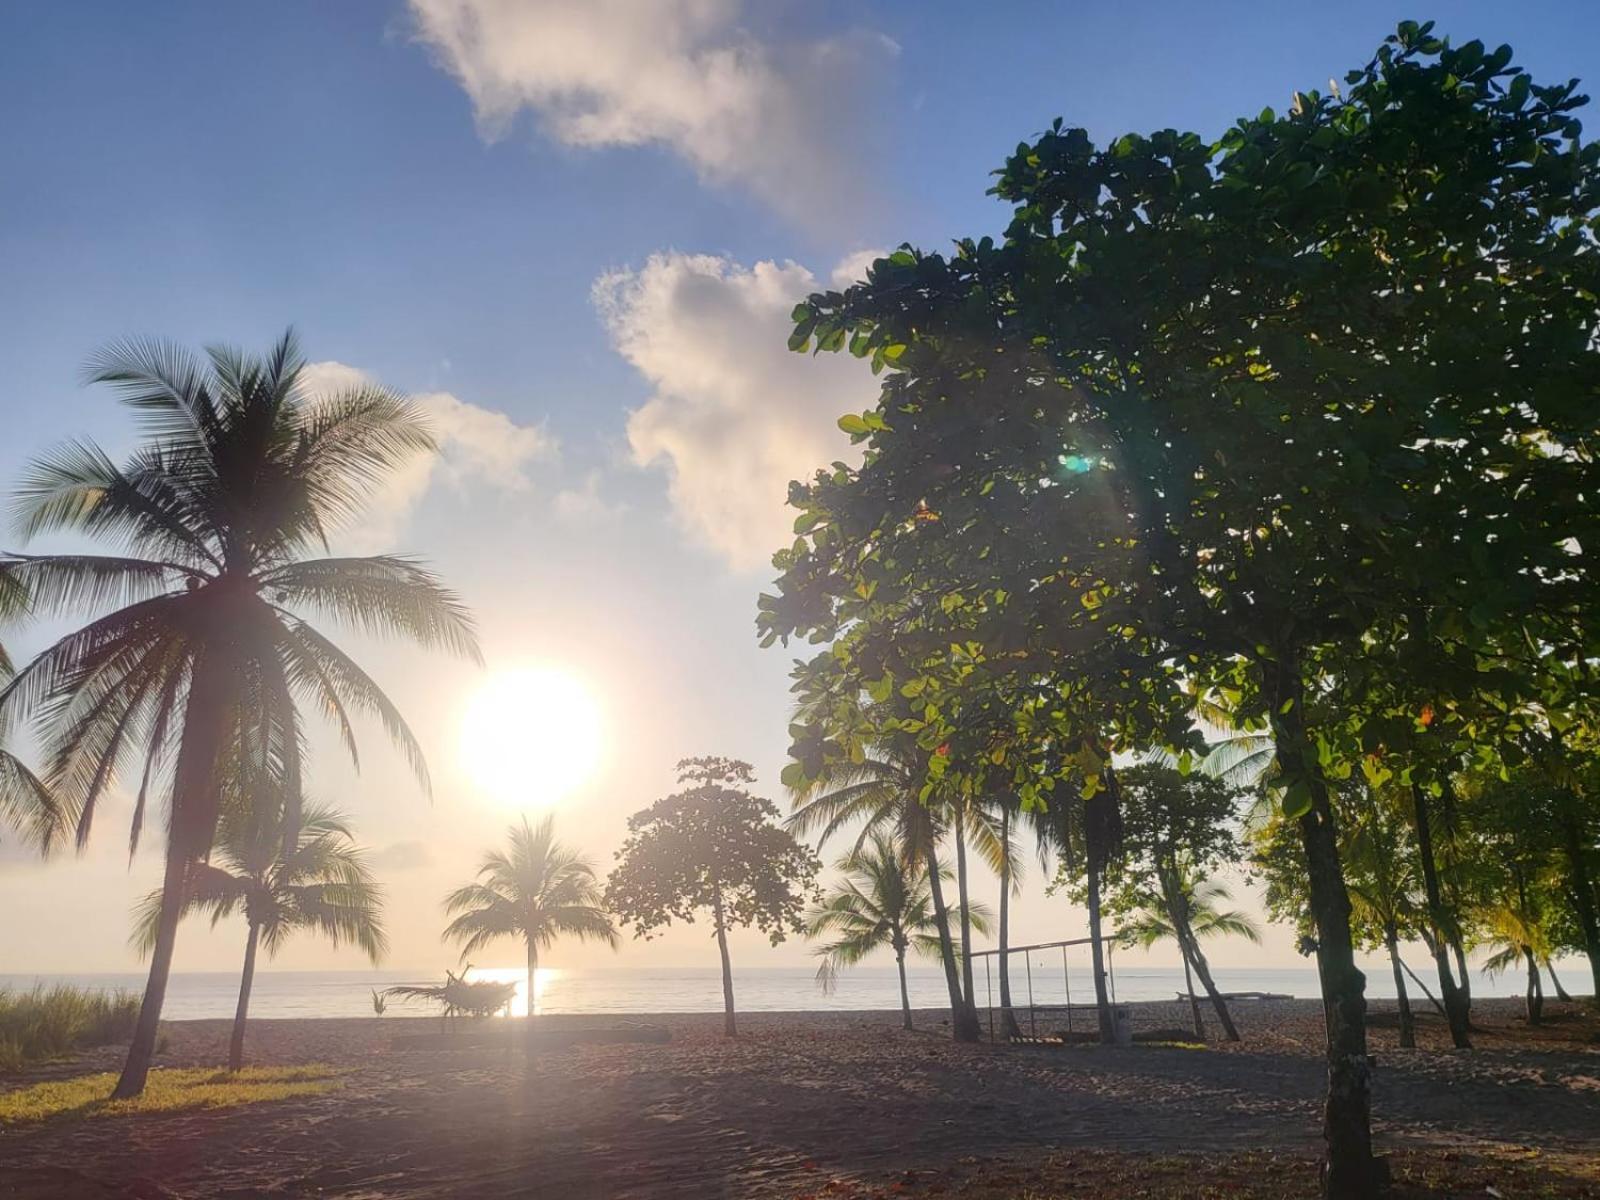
[1119,869,1261,1042]
[133,797,385,1070]
[806,833,988,1030]
[0,331,478,1096]
[788,746,983,1042]
[443,816,617,1016]
[0,573,59,853]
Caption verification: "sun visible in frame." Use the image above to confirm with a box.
[459,667,604,808]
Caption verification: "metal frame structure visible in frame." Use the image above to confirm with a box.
[966,935,1120,1043]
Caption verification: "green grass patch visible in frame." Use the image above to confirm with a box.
[0,986,139,1072]
[0,1064,342,1124]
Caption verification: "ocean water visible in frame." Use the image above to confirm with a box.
[0,961,1550,1021]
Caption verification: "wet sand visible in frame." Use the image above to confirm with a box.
[1,998,1597,1197]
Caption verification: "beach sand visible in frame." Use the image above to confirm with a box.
[1,998,1597,1197]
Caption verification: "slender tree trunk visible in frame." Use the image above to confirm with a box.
[526,938,539,1019]
[1177,928,1205,1041]
[997,806,1022,1040]
[895,946,912,1031]
[1084,842,1115,1044]
[1187,933,1241,1043]
[1270,662,1377,1199]
[1545,959,1573,1003]
[227,921,261,1072]
[1385,925,1415,1049]
[711,885,736,1037]
[1524,948,1544,1025]
[1439,779,1473,1014]
[1409,782,1472,1048]
[1559,815,1600,1002]
[924,840,979,1042]
[953,815,977,1019]
[1401,953,1447,1018]
[114,648,233,1099]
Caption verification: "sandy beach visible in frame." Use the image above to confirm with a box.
[1,998,1596,1198]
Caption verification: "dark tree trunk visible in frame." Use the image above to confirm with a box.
[1409,781,1472,1048]
[924,840,979,1041]
[1559,815,1600,1002]
[1177,923,1205,1041]
[1186,932,1241,1043]
[1401,951,1447,1018]
[114,648,232,1099]
[895,945,913,1030]
[1385,924,1415,1049]
[1524,948,1544,1025]
[952,814,980,1026]
[1545,959,1573,1003]
[997,805,1022,1040]
[228,921,261,1072]
[1270,662,1377,1199]
[711,885,736,1038]
[527,938,540,1019]
[1438,779,1473,1014]
[1084,842,1115,1044]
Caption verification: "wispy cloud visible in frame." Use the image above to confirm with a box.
[299,360,556,551]
[407,0,896,228]
[594,251,877,572]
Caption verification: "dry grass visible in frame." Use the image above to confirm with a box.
[0,1064,341,1125]
[0,986,138,1073]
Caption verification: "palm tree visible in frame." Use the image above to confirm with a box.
[0,331,478,1096]
[443,816,617,1016]
[1120,868,1261,1042]
[0,572,59,853]
[788,746,982,1041]
[133,798,385,1070]
[806,833,988,1030]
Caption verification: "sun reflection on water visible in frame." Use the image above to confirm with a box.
[462,966,562,1017]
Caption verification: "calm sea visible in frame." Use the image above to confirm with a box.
[0,962,1548,1021]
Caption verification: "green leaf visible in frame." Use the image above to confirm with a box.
[837,414,870,436]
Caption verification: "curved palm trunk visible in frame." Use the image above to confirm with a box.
[894,945,913,1031]
[1544,959,1572,1003]
[526,939,539,1020]
[1523,948,1544,1024]
[1270,663,1375,1200]
[997,806,1022,1040]
[952,815,979,1027]
[923,840,979,1042]
[1183,927,1240,1043]
[1384,925,1415,1049]
[1178,935,1205,1041]
[711,884,736,1038]
[228,921,262,1072]
[115,649,232,1099]
[1409,782,1471,1048]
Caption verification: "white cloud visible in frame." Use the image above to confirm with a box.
[407,0,895,227]
[594,252,877,571]
[555,468,627,522]
[299,361,556,550]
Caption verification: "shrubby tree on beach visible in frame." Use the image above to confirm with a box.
[0,331,479,1096]
[608,757,820,1037]
[134,795,385,1070]
[761,23,1600,1196]
[443,815,618,1017]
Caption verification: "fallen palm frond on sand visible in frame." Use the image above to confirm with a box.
[383,968,517,1026]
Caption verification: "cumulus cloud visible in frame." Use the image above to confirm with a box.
[407,0,895,227]
[299,361,555,550]
[594,252,878,571]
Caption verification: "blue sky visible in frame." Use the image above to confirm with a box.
[2,1,1597,975]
